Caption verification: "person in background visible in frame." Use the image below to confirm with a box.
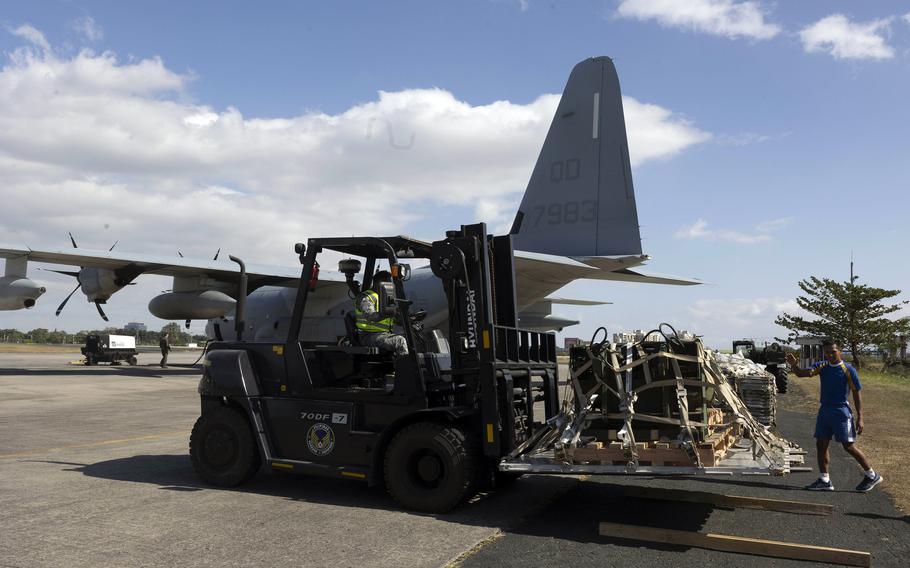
[787,340,882,492]
[159,332,170,368]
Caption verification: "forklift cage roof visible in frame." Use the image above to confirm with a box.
[309,235,434,261]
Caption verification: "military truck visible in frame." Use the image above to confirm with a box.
[733,340,789,393]
[82,334,139,366]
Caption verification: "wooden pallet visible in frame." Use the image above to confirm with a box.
[567,410,738,467]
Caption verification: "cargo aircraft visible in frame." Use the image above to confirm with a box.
[0,57,699,341]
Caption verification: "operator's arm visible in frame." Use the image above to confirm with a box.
[786,352,816,377]
[358,294,387,323]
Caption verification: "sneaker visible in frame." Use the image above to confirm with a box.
[856,473,883,493]
[805,478,834,491]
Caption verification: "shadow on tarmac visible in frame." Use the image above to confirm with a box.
[63,453,580,527]
[506,481,713,552]
[0,365,202,377]
[846,511,910,524]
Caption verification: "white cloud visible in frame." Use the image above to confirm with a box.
[615,0,780,40]
[687,297,801,343]
[10,24,50,52]
[71,16,104,42]
[689,297,798,322]
[0,27,708,283]
[674,217,790,245]
[905,13,910,26]
[799,14,894,60]
[622,98,711,164]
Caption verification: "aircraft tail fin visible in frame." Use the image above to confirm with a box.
[510,57,641,257]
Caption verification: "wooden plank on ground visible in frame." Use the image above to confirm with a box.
[621,486,833,516]
[598,522,870,567]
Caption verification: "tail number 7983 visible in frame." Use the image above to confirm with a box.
[532,201,597,227]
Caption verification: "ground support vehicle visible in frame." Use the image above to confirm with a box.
[189,223,559,512]
[81,334,138,366]
[733,340,789,393]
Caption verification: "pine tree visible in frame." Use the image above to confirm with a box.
[775,276,909,368]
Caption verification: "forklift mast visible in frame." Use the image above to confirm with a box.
[431,223,559,458]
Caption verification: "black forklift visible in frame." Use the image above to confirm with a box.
[189,223,559,512]
[733,339,789,393]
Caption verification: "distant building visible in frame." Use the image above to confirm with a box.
[795,335,828,367]
[124,322,147,332]
[564,337,586,350]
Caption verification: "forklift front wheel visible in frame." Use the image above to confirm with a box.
[189,406,261,487]
[384,422,480,514]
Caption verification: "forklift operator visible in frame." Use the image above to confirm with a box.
[354,270,409,357]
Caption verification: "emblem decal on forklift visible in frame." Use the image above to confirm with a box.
[307,423,335,456]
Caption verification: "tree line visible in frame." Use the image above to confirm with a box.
[776,274,909,369]
[0,322,207,346]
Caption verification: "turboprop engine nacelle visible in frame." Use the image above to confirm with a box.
[0,275,46,310]
[78,267,126,302]
[149,290,236,320]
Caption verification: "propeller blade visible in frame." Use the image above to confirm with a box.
[213,248,221,261]
[108,240,119,252]
[178,251,184,258]
[94,302,109,322]
[185,319,191,329]
[68,232,78,248]
[40,268,81,278]
[55,283,81,316]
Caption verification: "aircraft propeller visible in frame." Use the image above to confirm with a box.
[50,232,120,322]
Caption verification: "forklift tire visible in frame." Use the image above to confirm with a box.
[384,422,480,513]
[85,355,94,366]
[128,356,138,366]
[189,406,261,487]
[775,368,788,394]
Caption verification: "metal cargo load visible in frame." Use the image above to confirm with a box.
[500,326,806,476]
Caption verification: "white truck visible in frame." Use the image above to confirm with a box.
[82,334,139,366]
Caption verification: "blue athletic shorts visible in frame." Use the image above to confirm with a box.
[814,406,855,443]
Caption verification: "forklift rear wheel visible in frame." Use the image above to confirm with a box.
[190,406,261,487]
[128,356,138,366]
[384,422,480,513]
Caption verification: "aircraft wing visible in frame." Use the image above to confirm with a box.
[0,244,322,288]
[513,249,700,309]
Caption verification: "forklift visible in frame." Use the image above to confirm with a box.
[189,223,559,512]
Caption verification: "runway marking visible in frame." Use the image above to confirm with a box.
[0,431,186,458]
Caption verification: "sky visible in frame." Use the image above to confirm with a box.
[0,0,908,348]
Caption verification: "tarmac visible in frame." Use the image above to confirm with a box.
[1,352,908,567]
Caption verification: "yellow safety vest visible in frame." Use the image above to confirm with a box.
[354,290,394,333]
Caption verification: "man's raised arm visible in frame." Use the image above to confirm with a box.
[786,352,814,377]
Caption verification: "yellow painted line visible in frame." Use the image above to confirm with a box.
[486,423,495,443]
[0,431,186,459]
[341,471,366,479]
[271,462,293,470]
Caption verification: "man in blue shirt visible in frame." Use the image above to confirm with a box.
[787,340,883,492]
